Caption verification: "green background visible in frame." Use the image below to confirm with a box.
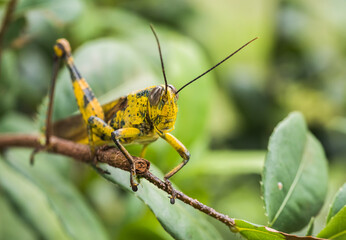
[0,0,345,239]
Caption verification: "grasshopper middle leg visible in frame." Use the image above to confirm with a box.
[88,116,141,191]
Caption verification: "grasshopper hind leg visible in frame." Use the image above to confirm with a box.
[51,39,139,191]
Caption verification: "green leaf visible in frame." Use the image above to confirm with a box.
[16,0,83,22]
[0,112,36,133]
[5,149,109,240]
[15,45,52,112]
[0,156,71,240]
[0,195,37,240]
[305,217,315,237]
[2,16,26,48]
[235,219,285,240]
[235,219,324,240]
[0,50,20,115]
[262,112,328,232]
[187,150,265,176]
[317,206,346,240]
[99,163,223,240]
[327,183,346,223]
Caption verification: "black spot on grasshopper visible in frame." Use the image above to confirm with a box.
[136,90,149,98]
[100,134,106,140]
[68,65,82,81]
[158,100,164,110]
[104,97,128,123]
[82,88,95,108]
[152,115,161,125]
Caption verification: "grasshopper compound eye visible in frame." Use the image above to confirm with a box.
[149,85,165,106]
[168,84,178,100]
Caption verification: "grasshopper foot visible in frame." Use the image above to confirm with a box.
[30,144,52,165]
[30,147,42,165]
[130,166,139,192]
[131,183,138,192]
[164,179,177,204]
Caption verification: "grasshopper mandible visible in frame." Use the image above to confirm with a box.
[48,25,257,204]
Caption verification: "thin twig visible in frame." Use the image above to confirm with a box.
[143,171,235,227]
[0,0,18,77]
[0,133,235,227]
[0,134,150,173]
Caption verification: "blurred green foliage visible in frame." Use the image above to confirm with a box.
[0,0,345,239]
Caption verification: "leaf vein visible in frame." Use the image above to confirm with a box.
[269,137,309,226]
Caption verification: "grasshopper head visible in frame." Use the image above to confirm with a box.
[148,84,179,133]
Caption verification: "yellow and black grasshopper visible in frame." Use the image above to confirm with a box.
[46,25,257,204]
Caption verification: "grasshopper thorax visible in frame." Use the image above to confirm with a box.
[148,84,179,133]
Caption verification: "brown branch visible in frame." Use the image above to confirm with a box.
[0,134,150,174]
[0,133,235,228]
[0,0,18,77]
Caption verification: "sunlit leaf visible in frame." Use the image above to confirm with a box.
[235,219,325,240]
[327,183,346,223]
[317,206,346,240]
[262,112,328,232]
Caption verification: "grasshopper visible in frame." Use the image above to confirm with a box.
[48,25,257,204]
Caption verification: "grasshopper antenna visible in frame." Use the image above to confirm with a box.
[150,24,168,94]
[176,37,258,94]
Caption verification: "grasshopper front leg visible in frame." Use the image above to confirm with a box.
[157,131,190,204]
